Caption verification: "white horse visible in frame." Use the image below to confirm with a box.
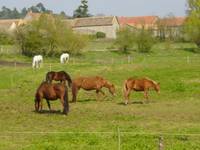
[32,55,43,68]
[60,53,69,64]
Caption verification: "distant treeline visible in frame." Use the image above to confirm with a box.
[0,3,69,19]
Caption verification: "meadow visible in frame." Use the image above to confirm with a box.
[0,42,200,150]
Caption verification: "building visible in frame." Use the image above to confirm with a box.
[71,16,120,39]
[0,19,20,31]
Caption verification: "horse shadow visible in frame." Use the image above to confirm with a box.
[118,100,157,105]
[33,110,63,114]
[118,101,143,105]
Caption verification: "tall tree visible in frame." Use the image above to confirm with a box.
[185,0,200,47]
[73,0,90,18]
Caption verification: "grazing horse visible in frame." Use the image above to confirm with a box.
[32,55,43,68]
[123,77,160,105]
[35,82,69,115]
[46,71,72,87]
[60,53,69,64]
[72,76,115,102]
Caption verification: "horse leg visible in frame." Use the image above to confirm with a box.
[124,89,131,105]
[35,98,40,112]
[39,99,43,111]
[144,90,149,103]
[46,100,51,111]
[72,84,78,103]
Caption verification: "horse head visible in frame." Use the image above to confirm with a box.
[154,82,160,94]
[105,81,116,96]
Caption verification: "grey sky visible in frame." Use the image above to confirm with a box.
[0,0,187,17]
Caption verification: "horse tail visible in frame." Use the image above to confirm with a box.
[63,85,69,114]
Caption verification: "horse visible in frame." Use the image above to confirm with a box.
[46,71,72,87]
[32,55,43,68]
[72,76,116,102]
[35,81,69,115]
[123,77,160,105]
[60,53,69,64]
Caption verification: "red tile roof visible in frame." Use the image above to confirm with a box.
[118,16,158,27]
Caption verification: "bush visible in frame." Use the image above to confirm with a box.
[0,30,15,45]
[115,27,134,52]
[15,14,88,56]
[96,32,106,39]
[136,29,155,53]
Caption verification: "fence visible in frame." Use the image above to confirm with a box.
[1,129,200,149]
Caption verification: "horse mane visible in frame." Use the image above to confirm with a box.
[144,77,158,85]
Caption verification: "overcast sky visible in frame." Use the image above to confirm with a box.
[0,0,187,17]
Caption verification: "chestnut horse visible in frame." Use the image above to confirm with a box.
[35,81,69,115]
[46,71,72,87]
[72,76,115,102]
[123,77,160,105]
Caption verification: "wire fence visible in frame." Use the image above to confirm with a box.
[1,129,200,150]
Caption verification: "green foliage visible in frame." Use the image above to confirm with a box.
[0,30,15,45]
[0,3,53,19]
[15,14,88,56]
[115,27,155,53]
[73,0,91,18]
[136,28,155,53]
[184,0,200,47]
[96,32,106,39]
[115,27,134,52]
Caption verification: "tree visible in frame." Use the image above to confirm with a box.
[73,0,90,18]
[115,27,135,52]
[184,0,200,47]
[15,14,88,56]
[136,28,155,53]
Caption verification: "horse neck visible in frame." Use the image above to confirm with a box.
[103,80,112,89]
[149,80,157,90]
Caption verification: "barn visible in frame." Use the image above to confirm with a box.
[72,16,120,39]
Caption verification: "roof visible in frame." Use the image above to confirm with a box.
[0,19,20,29]
[24,11,41,21]
[73,16,116,27]
[118,16,158,27]
[158,17,185,27]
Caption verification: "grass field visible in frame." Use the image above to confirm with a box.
[0,42,200,150]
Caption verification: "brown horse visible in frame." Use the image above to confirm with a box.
[72,76,115,102]
[35,81,69,115]
[46,71,72,87]
[123,77,160,104]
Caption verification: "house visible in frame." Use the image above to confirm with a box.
[0,19,20,31]
[71,16,120,39]
[156,17,185,39]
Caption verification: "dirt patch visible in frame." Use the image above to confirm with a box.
[0,60,31,67]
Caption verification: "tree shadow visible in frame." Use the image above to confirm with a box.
[182,48,200,53]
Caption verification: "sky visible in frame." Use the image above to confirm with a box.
[0,0,187,17]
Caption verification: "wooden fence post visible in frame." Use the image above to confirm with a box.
[158,136,164,150]
[118,127,121,150]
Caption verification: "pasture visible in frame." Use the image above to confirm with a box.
[0,42,200,149]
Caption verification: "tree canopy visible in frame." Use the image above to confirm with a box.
[73,0,91,18]
[184,0,200,47]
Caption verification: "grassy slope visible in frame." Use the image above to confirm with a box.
[0,42,200,149]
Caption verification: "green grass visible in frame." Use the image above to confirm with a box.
[0,42,200,149]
